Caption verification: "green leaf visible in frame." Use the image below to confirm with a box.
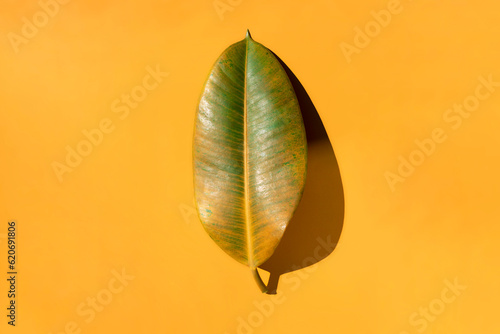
[193,30,307,293]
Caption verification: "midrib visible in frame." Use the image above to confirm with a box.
[243,38,254,267]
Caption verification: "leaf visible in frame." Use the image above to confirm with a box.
[193,30,307,293]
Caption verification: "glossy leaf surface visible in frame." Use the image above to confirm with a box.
[193,31,307,291]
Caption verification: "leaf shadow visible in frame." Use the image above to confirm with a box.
[258,53,345,294]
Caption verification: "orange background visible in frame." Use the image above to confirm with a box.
[1,0,500,333]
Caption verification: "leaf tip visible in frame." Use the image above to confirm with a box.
[246,29,252,40]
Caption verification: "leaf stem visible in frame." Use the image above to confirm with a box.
[251,268,268,293]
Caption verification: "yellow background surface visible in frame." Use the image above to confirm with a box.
[1,0,500,333]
